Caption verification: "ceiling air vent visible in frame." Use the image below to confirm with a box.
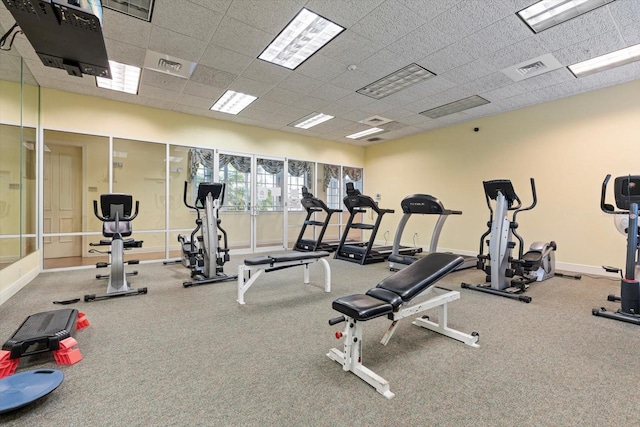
[367,137,384,142]
[143,50,197,79]
[359,115,393,127]
[501,53,563,82]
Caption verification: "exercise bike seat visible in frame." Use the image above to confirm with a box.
[103,220,132,238]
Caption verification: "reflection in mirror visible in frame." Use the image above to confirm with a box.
[287,159,314,248]
[318,163,343,244]
[42,130,109,269]
[113,138,166,261]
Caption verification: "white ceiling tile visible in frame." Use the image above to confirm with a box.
[199,44,253,75]
[485,37,549,69]
[535,7,617,52]
[260,86,304,104]
[210,16,274,57]
[182,81,225,100]
[456,15,532,58]
[620,23,640,46]
[177,93,215,109]
[386,25,450,61]
[101,9,151,49]
[190,65,237,88]
[419,43,478,74]
[295,54,348,82]
[441,59,498,85]
[227,76,274,96]
[277,73,324,95]
[349,1,426,46]
[308,84,352,102]
[304,0,385,27]
[147,27,207,63]
[137,96,177,111]
[240,60,291,85]
[140,69,188,92]
[481,83,528,101]
[138,84,181,101]
[553,31,625,65]
[459,72,512,95]
[607,0,640,28]
[225,0,307,34]
[186,0,233,14]
[431,0,516,39]
[333,93,375,110]
[104,38,146,67]
[397,0,462,21]
[152,1,223,42]
[329,69,377,91]
[290,96,330,111]
[517,68,576,91]
[320,31,383,65]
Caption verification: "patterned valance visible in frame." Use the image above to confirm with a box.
[188,148,214,181]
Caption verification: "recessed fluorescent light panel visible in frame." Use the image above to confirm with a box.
[420,95,490,119]
[517,0,615,33]
[345,127,384,140]
[357,63,435,99]
[258,8,344,70]
[289,112,334,129]
[210,90,257,115]
[569,43,640,77]
[96,60,141,94]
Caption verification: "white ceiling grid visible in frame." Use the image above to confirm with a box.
[0,0,638,145]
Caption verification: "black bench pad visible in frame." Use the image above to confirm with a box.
[376,252,463,301]
[332,294,393,321]
[244,251,330,266]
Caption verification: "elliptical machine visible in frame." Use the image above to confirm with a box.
[85,194,147,302]
[178,181,236,287]
[462,178,579,303]
[592,174,640,324]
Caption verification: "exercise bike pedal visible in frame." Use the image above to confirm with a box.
[602,265,621,274]
[126,271,139,277]
[96,262,109,268]
[126,260,139,265]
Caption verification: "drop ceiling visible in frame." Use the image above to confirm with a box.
[0,0,639,146]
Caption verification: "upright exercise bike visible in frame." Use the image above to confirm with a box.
[462,178,579,303]
[593,174,640,325]
[85,194,148,302]
[178,181,237,287]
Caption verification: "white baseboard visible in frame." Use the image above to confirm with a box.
[0,264,39,306]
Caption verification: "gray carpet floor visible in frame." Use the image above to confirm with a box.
[0,254,638,426]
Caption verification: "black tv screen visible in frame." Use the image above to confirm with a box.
[2,0,111,78]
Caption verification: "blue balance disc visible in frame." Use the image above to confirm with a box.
[0,369,64,414]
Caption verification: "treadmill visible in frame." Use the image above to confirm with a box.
[388,194,477,271]
[334,183,422,265]
[293,187,343,252]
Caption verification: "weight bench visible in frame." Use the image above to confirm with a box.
[237,251,331,304]
[327,252,479,399]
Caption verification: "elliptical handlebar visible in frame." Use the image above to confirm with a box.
[512,178,537,223]
[600,174,623,215]
[183,181,198,211]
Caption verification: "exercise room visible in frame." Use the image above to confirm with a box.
[1,0,639,425]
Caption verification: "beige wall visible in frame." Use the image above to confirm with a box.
[40,88,364,166]
[365,79,640,271]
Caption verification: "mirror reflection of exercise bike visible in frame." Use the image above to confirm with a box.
[462,178,580,303]
[85,194,147,302]
[176,181,237,287]
[593,174,640,325]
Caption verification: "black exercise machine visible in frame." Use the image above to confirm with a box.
[593,174,640,324]
[293,186,342,252]
[327,252,479,399]
[177,181,237,287]
[85,194,147,302]
[461,179,579,303]
[334,183,421,265]
[388,194,476,271]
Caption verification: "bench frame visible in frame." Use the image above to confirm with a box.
[237,255,331,304]
[327,285,478,399]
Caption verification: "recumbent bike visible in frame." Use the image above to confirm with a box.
[176,181,236,287]
[462,178,579,303]
[85,193,147,302]
[593,174,640,324]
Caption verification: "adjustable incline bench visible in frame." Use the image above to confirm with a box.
[237,251,331,304]
[327,252,479,399]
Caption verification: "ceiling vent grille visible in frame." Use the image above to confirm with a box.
[143,50,197,79]
[501,53,563,82]
[359,115,393,126]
